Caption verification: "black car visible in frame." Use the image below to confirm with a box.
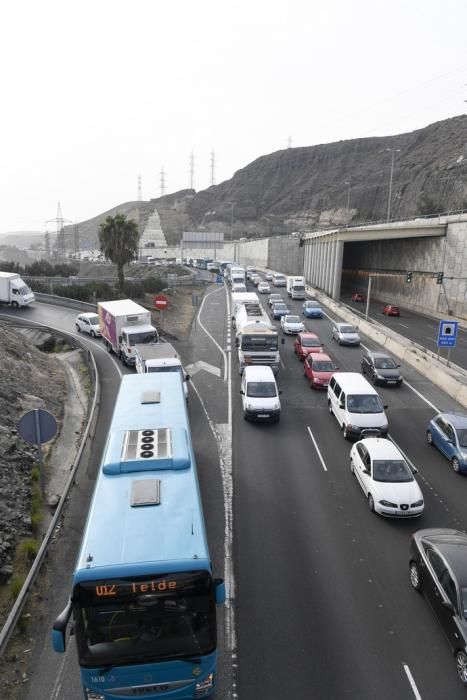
[361,351,402,387]
[409,529,467,686]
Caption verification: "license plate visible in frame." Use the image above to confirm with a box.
[257,414,269,418]
[387,380,396,384]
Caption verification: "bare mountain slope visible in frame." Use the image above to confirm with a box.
[63,116,467,249]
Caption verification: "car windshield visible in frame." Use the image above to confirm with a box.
[462,587,467,619]
[88,316,99,326]
[247,381,277,398]
[274,304,287,310]
[313,361,335,371]
[374,357,397,369]
[301,337,321,347]
[286,316,300,323]
[372,459,413,482]
[456,428,467,448]
[347,394,383,413]
[340,325,356,334]
[306,301,320,308]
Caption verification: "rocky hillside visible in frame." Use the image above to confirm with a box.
[63,115,467,247]
[0,325,66,585]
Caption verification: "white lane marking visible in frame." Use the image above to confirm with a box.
[403,664,422,700]
[403,379,439,412]
[307,426,328,471]
[197,285,228,382]
[399,323,409,328]
[185,360,221,377]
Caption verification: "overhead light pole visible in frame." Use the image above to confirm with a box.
[230,202,234,242]
[345,179,351,226]
[385,148,400,222]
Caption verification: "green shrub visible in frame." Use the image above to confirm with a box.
[17,538,40,562]
[31,467,40,482]
[9,576,25,601]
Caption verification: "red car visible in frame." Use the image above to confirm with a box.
[304,352,338,389]
[351,292,364,302]
[383,304,400,316]
[294,332,324,360]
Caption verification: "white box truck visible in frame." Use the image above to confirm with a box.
[228,266,246,286]
[0,272,35,307]
[98,299,158,366]
[235,302,280,375]
[286,276,306,299]
[231,291,259,323]
[134,342,189,398]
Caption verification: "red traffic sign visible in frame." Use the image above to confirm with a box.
[153,294,169,310]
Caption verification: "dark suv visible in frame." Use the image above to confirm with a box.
[361,351,402,387]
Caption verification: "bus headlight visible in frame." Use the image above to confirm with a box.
[195,672,214,697]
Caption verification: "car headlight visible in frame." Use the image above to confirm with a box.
[411,500,424,507]
[313,377,321,383]
[350,425,361,431]
[375,373,384,379]
[379,500,397,508]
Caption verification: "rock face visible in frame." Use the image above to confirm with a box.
[64,115,467,248]
[0,327,66,583]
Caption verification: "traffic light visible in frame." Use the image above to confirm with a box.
[406,271,412,283]
[437,271,444,285]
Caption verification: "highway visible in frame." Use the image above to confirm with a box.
[2,281,467,699]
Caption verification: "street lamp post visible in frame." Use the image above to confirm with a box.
[230,202,234,243]
[386,148,400,222]
[345,180,351,225]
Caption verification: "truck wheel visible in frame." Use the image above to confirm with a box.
[11,301,19,309]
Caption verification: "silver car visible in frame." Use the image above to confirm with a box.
[332,322,360,345]
[75,312,101,337]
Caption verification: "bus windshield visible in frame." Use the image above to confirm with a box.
[74,571,216,667]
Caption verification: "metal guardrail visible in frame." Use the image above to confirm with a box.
[0,331,100,657]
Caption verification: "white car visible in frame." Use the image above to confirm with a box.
[265,272,273,281]
[75,312,101,337]
[257,282,270,294]
[350,438,424,517]
[268,293,283,307]
[280,314,305,335]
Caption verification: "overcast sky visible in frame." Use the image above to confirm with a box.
[0,0,466,234]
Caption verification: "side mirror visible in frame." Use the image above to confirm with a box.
[235,338,239,347]
[215,578,226,604]
[118,335,122,344]
[383,405,388,409]
[185,374,190,381]
[51,599,73,653]
[240,390,244,395]
[281,338,285,345]
[278,390,283,395]
[339,400,345,409]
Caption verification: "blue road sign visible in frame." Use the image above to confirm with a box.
[216,274,223,283]
[19,409,57,444]
[437,320,459,348]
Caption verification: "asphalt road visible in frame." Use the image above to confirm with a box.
[2,284,467,700]
[343,290,467,371]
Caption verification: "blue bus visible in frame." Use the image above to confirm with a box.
[52,372,225,699]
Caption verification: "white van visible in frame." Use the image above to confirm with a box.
[327,372,388,440]
[240,366,281,422]
[272,273,287,287]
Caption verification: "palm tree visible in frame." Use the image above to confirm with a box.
[98,214,140,292]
